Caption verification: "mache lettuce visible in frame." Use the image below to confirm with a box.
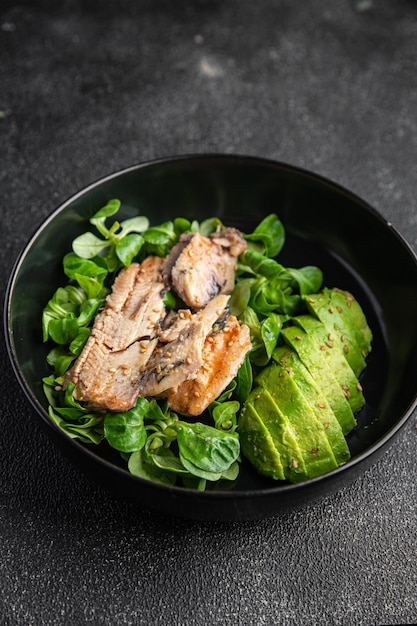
[42,200,326,489]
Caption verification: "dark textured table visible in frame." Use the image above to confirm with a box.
[2,1,417,624]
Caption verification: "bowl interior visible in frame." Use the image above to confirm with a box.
[6,155,417,500]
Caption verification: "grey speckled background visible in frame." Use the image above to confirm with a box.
[1,1,417,625]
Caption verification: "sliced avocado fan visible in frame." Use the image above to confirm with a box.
[238,288,371,484]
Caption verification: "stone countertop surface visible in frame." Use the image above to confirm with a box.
[1,1,417,624]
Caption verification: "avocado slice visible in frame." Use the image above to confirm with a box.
[238,401,286,481]
[303,296,365,376]
[255,363,339,479]
[281,325,357,435]
[331,288,372,353]
[303,288,372,374]
[293,315,365,413]
[239,387,305,481]
[272,345,350,465]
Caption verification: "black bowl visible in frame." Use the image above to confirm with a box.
[5,154,417,522]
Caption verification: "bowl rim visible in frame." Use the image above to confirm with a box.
[5,152,417,502]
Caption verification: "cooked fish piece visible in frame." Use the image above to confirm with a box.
[167,314,251,416]
[136,294,231,398]
[64,257,166,411]
[162,229,247,309]
[67,337,159,412]
[99,256,166,350]
[210,227,248,257]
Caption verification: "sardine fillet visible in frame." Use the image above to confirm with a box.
[167,314,251,416]
[65,257,165,411]
[163,230,247,309]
